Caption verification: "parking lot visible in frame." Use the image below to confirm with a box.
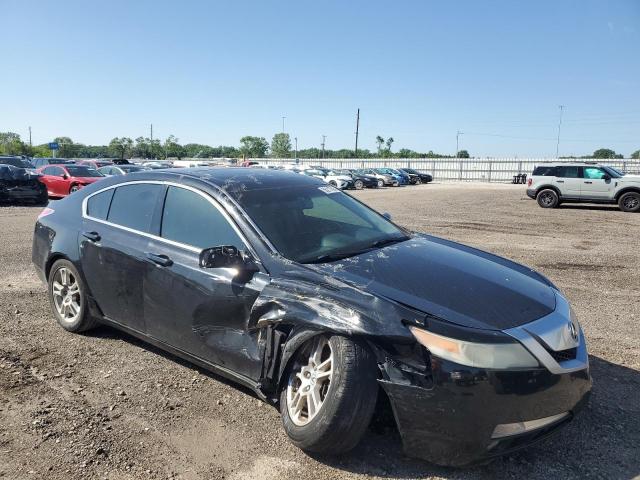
[1,182,638,480]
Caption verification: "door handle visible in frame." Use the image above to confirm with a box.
[146,253,173,267]
[584,181,592,184]
[82,231,101,242]
[556,180,564,183]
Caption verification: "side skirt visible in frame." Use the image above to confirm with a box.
[98,316,268,401]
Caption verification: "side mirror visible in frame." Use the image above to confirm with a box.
[603,174,611,181]
[199,245,259,277]
[62,173,68,179]
[382,212,392,220]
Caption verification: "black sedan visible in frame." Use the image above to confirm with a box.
[399,167,433,184]
[0,163,48,204]
[331,169,379,189]
[31,168,590,466]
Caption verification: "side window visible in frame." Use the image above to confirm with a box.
[584,167,606,180]
[42,166,54,175]
[86,189,115,220]
[533,166,557,176]
[107,183,163,233]
[160,187,243,249]
[556,166,581,178]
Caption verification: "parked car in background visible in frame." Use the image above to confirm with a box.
[399,168,433,184]
[330,169,378,189]
[98,165,151,176]
[142,161,175,170]
[526,163,640,212]
[0,155,36,172]
[37,164,104,198]
[303,167,353,189]
[77,159,114,170]
[0,164,48,204]
[356,168,397,187]
[31,158,75,169]
[241,160,260,167]
[376,168,409,185]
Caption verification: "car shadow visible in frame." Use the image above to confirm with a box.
[85,326,640,479]
[557,204,621,212]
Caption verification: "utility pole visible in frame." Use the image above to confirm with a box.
[294,137,298,159]
[321,135,326,159]
[282,116,286,133]
[456,131,463,157]
[555,105,564,158]
[150,123,153,142]
[354,108,360,158]
[28,126,32,147]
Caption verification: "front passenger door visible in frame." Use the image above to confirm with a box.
[582,167,614,200]
[143,185,269,380]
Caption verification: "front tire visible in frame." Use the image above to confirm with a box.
[280,334,378,455]
[377,179,384,188]
[69,184,80,194]
[537,189,559,208]
[354,179,364,190]
[48,260,97,332]
[618,192,640,212]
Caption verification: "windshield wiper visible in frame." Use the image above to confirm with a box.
[302,235,410,264]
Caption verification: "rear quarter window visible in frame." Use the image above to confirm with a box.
[86,189,115,220]
[107,183,163,233]
[533,166,558,176]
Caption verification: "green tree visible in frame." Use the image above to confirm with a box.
[457,150,470,158]
[239,136,269,158]
[164,135,185,159]
[631,150,640,159]
[271,133,291,158]
[108,137,133,160]
[375,136,385,154]
[592,148,622,159]
[0,132,27,155]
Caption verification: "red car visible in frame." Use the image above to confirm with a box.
[37,164,105,198]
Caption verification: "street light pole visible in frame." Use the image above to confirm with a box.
[321,135,326,159]
[294,137,298,159]
[282,116,286,133]
[456,131,463,157]
[556,105,564,158]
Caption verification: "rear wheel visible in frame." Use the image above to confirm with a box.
[618,192,640,212]
[69,184,80,194]
[377,179,384,187]
[329,180,338,187]
[537,189,559,208]
[280,335,378,454]
[48,260,97,332]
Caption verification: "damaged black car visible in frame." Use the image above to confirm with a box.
[32,168,591,466]
[0,162,48,204]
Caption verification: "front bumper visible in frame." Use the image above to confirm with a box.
[380,360,590,466]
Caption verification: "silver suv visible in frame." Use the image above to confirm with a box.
[526,163,640,212]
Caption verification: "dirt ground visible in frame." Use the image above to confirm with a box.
[0,183,638,480]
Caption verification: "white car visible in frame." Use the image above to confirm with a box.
[302,168,353,190]
[527,163,640,212]
[97,165,151,176]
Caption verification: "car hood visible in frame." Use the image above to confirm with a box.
[619,175,640,183]
[311,235,556,330]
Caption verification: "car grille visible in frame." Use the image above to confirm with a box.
[547,347,577,363]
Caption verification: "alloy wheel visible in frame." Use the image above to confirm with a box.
[623,195,639,210]
[52,267,82,323]
[286,336,333,426]
[540,192,554,206]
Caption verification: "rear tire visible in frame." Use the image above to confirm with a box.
[69,184,80,194]
[537,189,559,208]
[377,179,384,188]
[47,260,97,333]
[618,192,640,212]
[280,334,378,455]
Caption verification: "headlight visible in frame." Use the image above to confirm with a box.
[409,327,539,369]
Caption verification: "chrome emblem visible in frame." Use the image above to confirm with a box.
[568,321,578,342]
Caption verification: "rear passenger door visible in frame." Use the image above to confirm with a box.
[143,185,268,380]
[79,182,164,332]
[554,166,583,198]
[581,167,614,200]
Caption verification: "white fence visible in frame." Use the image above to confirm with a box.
[245,158,640,182]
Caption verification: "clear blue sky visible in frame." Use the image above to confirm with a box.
[4,0,639,157]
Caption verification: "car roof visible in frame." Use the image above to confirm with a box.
[161,167,324,194]
[534,162,604,167]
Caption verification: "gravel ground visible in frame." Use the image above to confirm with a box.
[0,183,638,480]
